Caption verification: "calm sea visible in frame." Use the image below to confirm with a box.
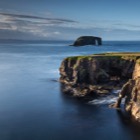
[0,40,140,140]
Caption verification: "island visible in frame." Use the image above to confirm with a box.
[71,36,102,46]
[59,52,140,122]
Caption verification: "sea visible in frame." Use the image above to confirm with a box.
[0,40,140,140]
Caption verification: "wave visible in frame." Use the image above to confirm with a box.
[111,89,121,94]
[88,96,118,105]
[88,89,126,106]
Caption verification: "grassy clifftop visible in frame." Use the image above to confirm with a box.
[66,52,140,61]
[60,52,140,122]
[60,52,140,90]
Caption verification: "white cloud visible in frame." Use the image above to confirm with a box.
[0,12,77,39]
[0,11,140,40]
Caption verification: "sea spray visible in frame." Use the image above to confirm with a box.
[88,89,123,105]
[88,96,118,105]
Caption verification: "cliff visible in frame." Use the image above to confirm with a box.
[59,52,140,121]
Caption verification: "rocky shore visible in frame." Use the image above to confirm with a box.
[59,52,140,122]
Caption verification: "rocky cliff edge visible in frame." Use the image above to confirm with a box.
[59,52,140,121]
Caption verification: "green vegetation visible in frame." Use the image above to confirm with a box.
[66,52,140,61]
[94,52,140,56]
[66,55,94,61]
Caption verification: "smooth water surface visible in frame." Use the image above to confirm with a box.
[0,41,140,140]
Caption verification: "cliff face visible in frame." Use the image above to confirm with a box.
[59,53,140,121]
[60,55,135,85]
[119,77,140,122]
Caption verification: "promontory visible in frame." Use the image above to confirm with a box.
[59,52,140,122]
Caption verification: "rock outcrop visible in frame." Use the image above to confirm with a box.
[59,52,140,121]
[111,77,140,122]
[72,36,102,46]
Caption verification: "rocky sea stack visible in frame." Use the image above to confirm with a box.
[71,36,102,46]
[59,52,140,122]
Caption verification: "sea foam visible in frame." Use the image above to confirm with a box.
[88,96,118,105]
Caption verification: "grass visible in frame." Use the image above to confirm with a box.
[66,52,140,61]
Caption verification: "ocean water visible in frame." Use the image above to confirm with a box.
[0,41,140,140]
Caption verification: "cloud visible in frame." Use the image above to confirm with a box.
[0,12,140,40]
[0,12,77,39]
[113,23,140,31]
[66,19,140,32]
[0,12,77,24]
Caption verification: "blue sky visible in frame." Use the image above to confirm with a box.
[0,0,140,40]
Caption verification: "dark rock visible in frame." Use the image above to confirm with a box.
[72,36,102,46]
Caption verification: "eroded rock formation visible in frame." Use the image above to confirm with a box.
[59,52,140,121]
[72,36,102,46]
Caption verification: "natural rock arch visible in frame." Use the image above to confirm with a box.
[72,36,102,46]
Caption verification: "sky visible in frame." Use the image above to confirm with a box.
[0,0,140,40]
